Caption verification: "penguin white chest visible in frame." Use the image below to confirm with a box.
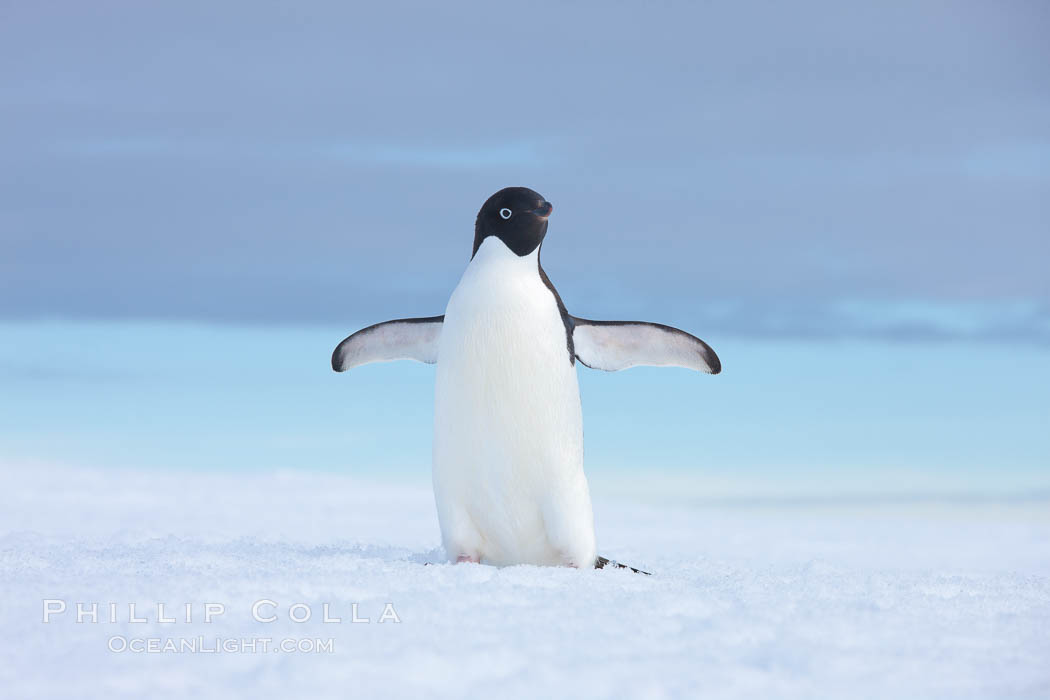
[432,238,595,567]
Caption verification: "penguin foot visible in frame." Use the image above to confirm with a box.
[455,554,480,564]
[595,556,651,575]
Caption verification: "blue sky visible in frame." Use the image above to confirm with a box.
[2,321,1048,495]
[0,3,1047,488]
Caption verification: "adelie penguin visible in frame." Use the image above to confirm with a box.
[332,187,720,572]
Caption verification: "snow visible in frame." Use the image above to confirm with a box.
[1,461,1048,699]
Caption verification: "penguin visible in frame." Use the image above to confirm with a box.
[332,187,720,570]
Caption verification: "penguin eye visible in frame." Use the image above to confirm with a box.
[499,208,512,220]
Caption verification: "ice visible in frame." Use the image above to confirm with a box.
[1,461,1047,699]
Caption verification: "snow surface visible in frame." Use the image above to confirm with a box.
[1,461,1048,699]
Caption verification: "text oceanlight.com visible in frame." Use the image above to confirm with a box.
[107,636,335,654]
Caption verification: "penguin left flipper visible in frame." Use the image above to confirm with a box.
[571,317,721,374]
[332,316,444,372]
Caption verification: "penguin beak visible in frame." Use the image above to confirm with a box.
[532,201,553,219]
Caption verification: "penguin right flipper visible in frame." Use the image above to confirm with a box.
[332,316,444,372]
[571,317,721,374]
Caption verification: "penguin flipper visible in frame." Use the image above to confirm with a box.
[570,317,721,374]
[332,315,444,372]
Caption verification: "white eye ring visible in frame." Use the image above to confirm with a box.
[499,208,512,219]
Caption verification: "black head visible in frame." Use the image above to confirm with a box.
[472,186,553,258]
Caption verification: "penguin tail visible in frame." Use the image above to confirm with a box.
[595,555,651,575]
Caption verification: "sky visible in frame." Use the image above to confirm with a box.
[0,2,1047,486]
[3,320,1048,493]
[1,1,1048,342]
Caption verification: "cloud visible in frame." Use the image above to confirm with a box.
[687,298,1050,346]
[1,2,1047,334]
[48,138,546,170]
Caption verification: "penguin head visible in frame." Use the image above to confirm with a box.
[472,187,553,258]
